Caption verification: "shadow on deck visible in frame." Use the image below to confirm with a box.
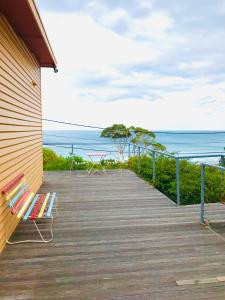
[1,170,225,299]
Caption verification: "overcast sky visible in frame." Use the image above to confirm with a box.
[37,0,225,130]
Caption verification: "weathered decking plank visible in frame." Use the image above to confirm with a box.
[1,170,225,299]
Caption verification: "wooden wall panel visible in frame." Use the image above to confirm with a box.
[0,14,43,253]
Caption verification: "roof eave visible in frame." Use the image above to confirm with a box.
[0,0,57,69]
[27,0,57,69]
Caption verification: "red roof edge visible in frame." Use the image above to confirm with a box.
[0,0,57,70]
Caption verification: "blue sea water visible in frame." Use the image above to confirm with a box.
[43,130,225,162]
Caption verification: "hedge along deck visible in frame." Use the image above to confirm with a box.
[0,0,57,252]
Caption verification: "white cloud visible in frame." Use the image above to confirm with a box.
[39,2,225,131]
[130,12,174,40]
[97,6,174,41]
[138,0,155,10]
[42,66,225,131]
[178,60,214,70]
[100,8,129,28]
[42,13,160,72]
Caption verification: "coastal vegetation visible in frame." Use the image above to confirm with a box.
[43,125,224,205]
[100,124,166,159]
[43,148,224,205]
[43,148,127,171]
[128,155,224,205]
[100,124,131,161]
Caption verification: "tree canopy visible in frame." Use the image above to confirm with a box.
[129,126,166,151]
[100,124,131,161]
[101,124,166,155]
[100,124,131,140]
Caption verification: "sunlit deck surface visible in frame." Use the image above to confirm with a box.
[1,170,225,299]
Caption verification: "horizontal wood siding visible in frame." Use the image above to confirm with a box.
[0,14,43,252]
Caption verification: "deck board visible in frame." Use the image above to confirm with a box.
[1,170,225,299]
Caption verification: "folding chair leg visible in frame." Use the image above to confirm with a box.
[6,217,54,244]
[54,196,58,217]
[33,218,53,243]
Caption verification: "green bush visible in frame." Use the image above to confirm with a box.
[43,148,58,165]
[43,148,224,205]
[66,155,89,170]
[128,155,225,205]
[101,159,128,169]
[43,148,69,170]
[43,148,128,171]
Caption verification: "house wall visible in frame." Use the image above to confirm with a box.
[0,13,43,252]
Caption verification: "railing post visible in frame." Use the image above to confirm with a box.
[220,155,225,202]
[71,144,74,155]
[128,143,131,159]
[152,151,156,185]
[138,146,141,173]
[200,164,205,224]
[176,157,180,205]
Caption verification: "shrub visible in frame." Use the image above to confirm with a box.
[43,148,58,165]
[128,155,225,205]
[101,159,128,169]
[43,148,68,170]
[43,148,128,171]
[66,155,89,170]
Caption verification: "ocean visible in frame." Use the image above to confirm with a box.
[43,130,225,163]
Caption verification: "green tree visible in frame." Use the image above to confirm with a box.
[101,124,166,160]
[129,126,166,153]
[100,124,131,160]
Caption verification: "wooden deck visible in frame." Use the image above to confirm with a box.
[1,170,225,299]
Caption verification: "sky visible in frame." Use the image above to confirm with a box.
[36,0,225,131]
